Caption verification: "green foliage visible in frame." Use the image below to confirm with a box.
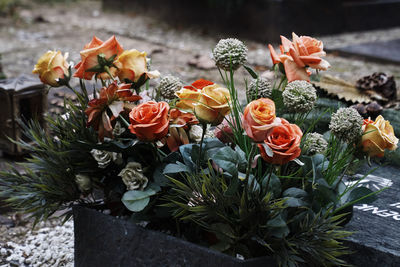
[0,86,97,223]
[162,160,352,266]
[122,184,160,212]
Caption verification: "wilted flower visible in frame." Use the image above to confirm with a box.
[118,162,148,191]
[156,75,183,100]
[329,108,363,143]
[112,121,126,136]
[246,77,272,101]
[91,149,122,168]
[303,132,328,155]
[213,38,248,71]
[75,174,92,192]
[283,80,317,113]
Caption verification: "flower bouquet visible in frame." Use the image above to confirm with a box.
[1,33,399,266]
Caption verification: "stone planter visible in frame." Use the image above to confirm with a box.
[73,206,275,267]
[73,162,400,267]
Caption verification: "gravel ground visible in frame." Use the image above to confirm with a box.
[1,1,400,266]
[0,215,73,266]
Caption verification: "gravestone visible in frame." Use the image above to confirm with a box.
[332,39,400,65]
[344,165,400,266]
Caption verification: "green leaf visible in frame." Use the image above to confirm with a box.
[235,146,247,171]
[153,165,169,186]
[179,144,196,171]
[262,173,281,198]
[347,187,377,205]
[243,65,258,79]
[211,223,236,239]
[203,138,225,150]
[163,162,190,174]
[224,172,240,197]
[266,214,289,238]
[121,185,159,212]
[283,188,308,198]
[213,147,238,175]
[283,187,308,207]
[285,197,308,207]
[191,144,200,164]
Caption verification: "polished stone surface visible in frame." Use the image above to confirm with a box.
[344,165,400,266]
[334,39,400,65]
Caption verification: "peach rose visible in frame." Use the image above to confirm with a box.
[258,119,303,165]
[361,115,398,157]
[129,101,170,141]
[32,51,69,87]
[194,84,231,125]
[242,98,281,142]
[114,49,160,83]
[74,36,123,80]
[175,79,214,110]
[268,32,330,82]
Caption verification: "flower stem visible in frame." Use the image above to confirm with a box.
[152,142,162,163]
[104,66,114,80]
[197,123,207,171]
[118,114,130,128]
[264,165,274,193]
[65,83,79,96]
[244,144,257,182]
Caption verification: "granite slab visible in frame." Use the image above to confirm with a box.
[332,39,400,65]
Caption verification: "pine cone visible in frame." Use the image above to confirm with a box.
[356,72,396,99]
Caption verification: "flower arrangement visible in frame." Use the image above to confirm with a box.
[1,33,399,266]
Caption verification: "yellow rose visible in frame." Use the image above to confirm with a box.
[175,88,201,110]
[361,115,399,157]
[194,84,231,125]
[32,51,69,87]
[114,49,159,82]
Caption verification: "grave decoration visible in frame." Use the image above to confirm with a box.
[0,33,399,266]
[0,74,46,155]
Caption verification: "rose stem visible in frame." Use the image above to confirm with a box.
[197,123,207,171]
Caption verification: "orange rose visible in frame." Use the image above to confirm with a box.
[74,36,123,80]
[242,98,281,142]
[32,51,69,87]
[129,101,170,141]
[268,32,330,82]
[194,84,231,125]
[361,115,398,157]
[258,119,303,165]
[167,109,199,152]
[114,49,160,83]
[85,81,142,141]
[175,79,214,110]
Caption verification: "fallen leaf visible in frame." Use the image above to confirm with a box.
[313,75,371,103]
